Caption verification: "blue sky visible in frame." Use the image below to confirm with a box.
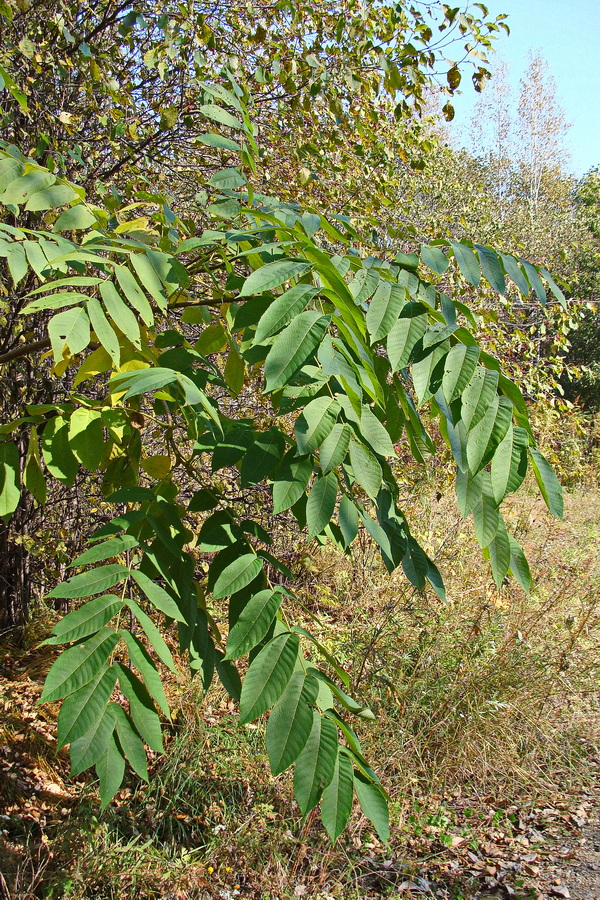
[449,0,600,176]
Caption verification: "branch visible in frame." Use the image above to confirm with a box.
[0,338,51,365]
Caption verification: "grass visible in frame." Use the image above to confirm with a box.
[2,423,600,899]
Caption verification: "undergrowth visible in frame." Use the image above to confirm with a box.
[2,411,600,900]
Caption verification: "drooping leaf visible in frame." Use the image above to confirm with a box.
[254,283,319,342]
[294,712,338,815]
[354,770,390,842]
[272,451,313,514]
[212,554,263,599]
[266,672,318,774]
[225,589,284,659]
[387,313,427,371]
[121,631,171,718]
[295,397,340,455]
[529,448,563,518]
[96,731,125,809]
[41,627,120,702]
[306,472,337,538]
[321,750,354,842]
[240,259,312,297]
[239,632,299,724]
[490,424,529,503]
[441,344,480,403]
[45,594,123,645]
[47,564,129,599]
[130,569,186,623]
[41,415,79,487]
[68,408,104,471]
[57,664,117,748]
[466,395,513,474]
[117,664,164,752]
[348,441,382,500]
[320,424,352,474]
[451,241,481,287]
[366,282,405,343]
[0,441,20,521]
[264,312,330,392]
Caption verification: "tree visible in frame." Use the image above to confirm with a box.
[0,71,564,836]
[0,0,511,632]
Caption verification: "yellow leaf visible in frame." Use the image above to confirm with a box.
[141,455,172,478]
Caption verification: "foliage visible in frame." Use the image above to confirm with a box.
[0,57,566,838]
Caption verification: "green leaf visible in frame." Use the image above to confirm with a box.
[501,253,530,296]
[272,451,313,514]
[366,282,405,343]
[212,554,263,599]
[239,632,299,724]
[387,313,427,371]
[41,627,120,702]
[529,448,563,518]
[441,344,480,403]
[68,408,104,471]
[114,265,154,327]
[420,244,449,275]
[320,424,352,474]
[266,672,319,774]
[100,281,141,348]
[306,472,337,538]
[412,344,447,406]
[264,312,330,392]
[473,478,500,548]
[348,441,382,500]
[130,569,186,623]
[121,631,170,718]
[53,203,97,231]
[241,428,286,487]
[25,184,78,211]
[254,284,319,342]
[461,367,499,431]
[70,705,115,776]
[48,307,90,359]
[45,595,123,645]
[23,428,46,505]
[295,397,340,455]
[225,589,283,659]
[339,494,359,548]
[488,518,511,588]
[224,340,245,395]
[47,564,129,599]
[475,245,505,294]
[508,535,532,592]
[294,712,338,814]
[466,396,512,473]
[354,770,390,842]
[110,702,149,780]
[117,664,164,752]
[240,260,312,297]
[451,241,481,287]
[87,297,120,363]
[490,424,528,503]
[70,535,139,568]
[358,407,395,458]
[130,252,168,310]
[321,751,354,842]
[455,468,483,517]
[0,441,20,521]
[57,664,117,748]
[199,103,245,130]
[124,598,177,672]
[96,731,125,809]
